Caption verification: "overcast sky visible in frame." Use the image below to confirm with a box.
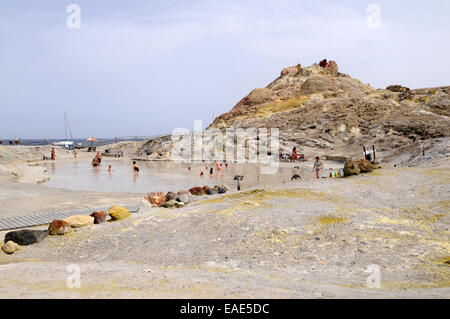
[1,0,449,139]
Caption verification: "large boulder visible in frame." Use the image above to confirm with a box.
[2,241,20,254]
[64,215,94,228]
[145,192,166,207]
[343,159,374,176]
[343,161,360,176]
[177,190,192,203]
[90,211,107,224]
[48,219,71,235]
[189,187,205,196]
[4,229,49,246]
[358,159,374,173]
[108,205,131,221]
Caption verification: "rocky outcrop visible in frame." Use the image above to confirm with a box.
[207,60,450,161]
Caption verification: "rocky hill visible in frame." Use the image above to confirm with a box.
[208,60,450,161]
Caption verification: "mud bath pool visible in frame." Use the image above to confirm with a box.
[44,160,314,193]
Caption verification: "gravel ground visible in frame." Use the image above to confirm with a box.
[0,145,449,298]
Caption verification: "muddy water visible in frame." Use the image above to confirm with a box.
[44,160,322,194]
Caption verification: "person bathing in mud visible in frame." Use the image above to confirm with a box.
[95,152,102,163]
[51,147,55,160]
[133,161,139,174]
[92,157,99,167]
[313,156,323,179]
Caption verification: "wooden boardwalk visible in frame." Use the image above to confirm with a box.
[0,205,139,231]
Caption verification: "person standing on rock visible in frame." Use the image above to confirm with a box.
[51,147,55,160]
[313,156,323,179]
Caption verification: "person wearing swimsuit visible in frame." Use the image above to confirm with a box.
[133,161,139,173]
[313,156,323,179]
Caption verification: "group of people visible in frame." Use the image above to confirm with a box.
[188,161,229,177]
[279,147,304,162]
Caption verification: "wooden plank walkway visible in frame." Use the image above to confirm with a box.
[0,205,139,231]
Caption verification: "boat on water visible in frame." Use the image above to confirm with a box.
[53,111,74,150]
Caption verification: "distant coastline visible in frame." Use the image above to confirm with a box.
[0,136,161,147]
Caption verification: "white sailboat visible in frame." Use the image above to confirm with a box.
[53,111,74,150]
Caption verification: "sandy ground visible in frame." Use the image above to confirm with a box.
[0,145,449,298]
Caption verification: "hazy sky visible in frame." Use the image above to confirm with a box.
[1,0,449,139]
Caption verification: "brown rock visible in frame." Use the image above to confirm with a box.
[48,219,71,235]
[90,211,107,224]
[145,191,166,207]
[189,187,205,196]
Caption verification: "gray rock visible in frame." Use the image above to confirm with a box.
[4,229,49,246]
